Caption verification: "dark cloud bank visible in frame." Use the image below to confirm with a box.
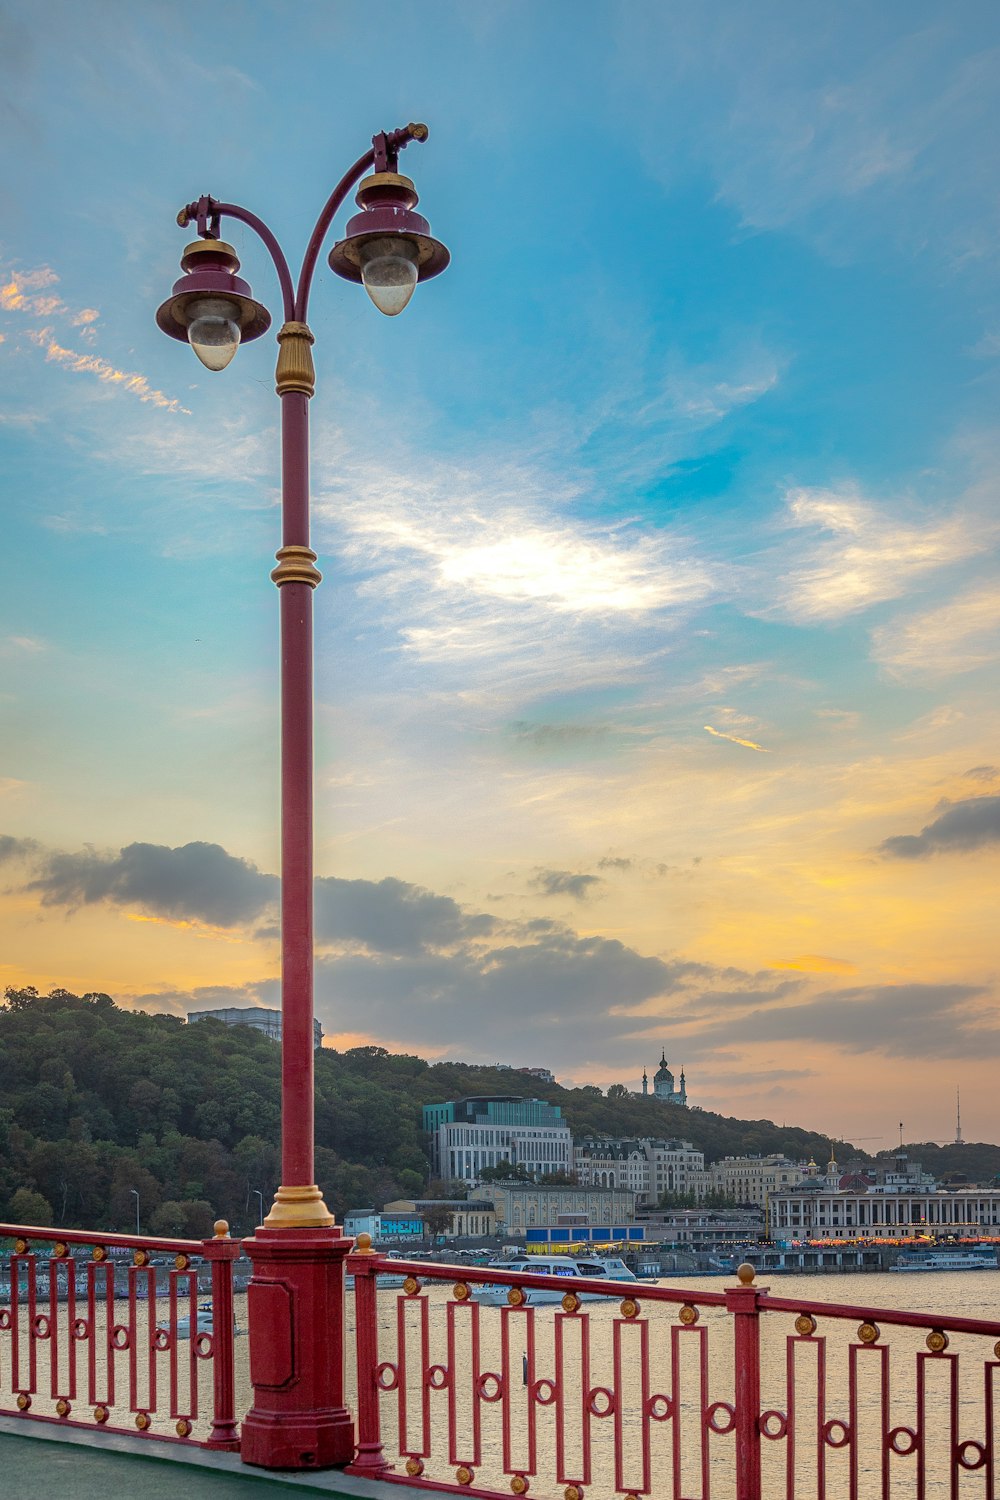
[880,795,1000,859]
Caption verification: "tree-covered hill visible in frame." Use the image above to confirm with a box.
[4,985,985,1236]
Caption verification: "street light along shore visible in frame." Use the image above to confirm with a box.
[156,123,448,1472]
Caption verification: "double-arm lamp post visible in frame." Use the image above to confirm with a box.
[156,124,448,1471]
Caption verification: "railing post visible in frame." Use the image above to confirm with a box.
[344,1233,392,1478]
[725,1263,764,1500]
[202,1220,241,1450]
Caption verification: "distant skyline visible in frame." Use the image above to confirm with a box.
[2,1,999,1147]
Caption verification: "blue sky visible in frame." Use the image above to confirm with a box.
[2,1,999,1147]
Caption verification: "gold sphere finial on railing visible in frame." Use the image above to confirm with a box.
[355,1231,375,1254]
[214,1219,230,1238]
[737,1262,757,1285]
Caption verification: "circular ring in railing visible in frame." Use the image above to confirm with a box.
[375,1361,399,1392]
[427,1364,450,1391]
[507,1286,526,1307]
[111,1323,131,1350]
[561,1292,580,1314]
[588,1385,616,1418]
[403,1275,421,1296]
[620,1297,639,1319]
[794,1313,817,1336]
[564,1486,583,1500]
[194,1331,214,1360]
[53,1242,68,1259]
[477,1371,503,1403]
[453,1282,470,1302]
[14,1238,28,1255]
[823,1419,851,1448]
[92,1246,106,1262]
[33,1314,51,1340]
[405,1458,424,1477]
[531,1378,557,1407]
[957,1441,987,1471]
[647,1392,673,1422]
[760,1409,788,1440]
[925,1328,949,1354]
[175,1419,192,1438]
[455,1466,473,1486]
[135,1412,151,1431]
[174,1254,190,1271]
[72,1318,89,1340]
[706,1401,736,1435]
[510,1475,529,1495]
[56,1399,71,1418]
[133,1249,149,1267]
[888,1426,918,1456]
[153,1328,171,1351]
[16,1393,31,1412]
[93,1405,109,1424]
[0,1310,12,1331]
[857,1321,879,1344]
[678,1303,699,1326]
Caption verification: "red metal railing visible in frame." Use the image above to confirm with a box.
[345,1248,1000,1500]
[0,1221,241,1449]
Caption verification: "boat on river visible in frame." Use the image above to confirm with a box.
[891,1249,999,1271]
[471,1255,637,1306]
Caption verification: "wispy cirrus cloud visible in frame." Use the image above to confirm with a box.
[870,582,1000,679]
[704,724,769,752]
[24,327,190,414]
[767,486,990,623]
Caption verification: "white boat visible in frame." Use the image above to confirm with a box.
[470,1255,633,1306]
[345,1271,409,1290]
[574,1255,638,1284]
[159,1301,215,1339]
[891,1250,999,1272]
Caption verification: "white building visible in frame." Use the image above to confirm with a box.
[574,1137,707,1205]
[469,1181,635,1233]
[770,1184,1000,1240]
[188,1005,323,1048]
[423,1097,572,1186]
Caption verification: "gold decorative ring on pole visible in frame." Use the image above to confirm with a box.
[275,321,316,398]
[271,545,322,589]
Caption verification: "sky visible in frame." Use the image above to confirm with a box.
[1,0,999,1150]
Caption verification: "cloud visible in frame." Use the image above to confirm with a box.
[768,487,989,623]
[964,765,998,784]
[597,856,633,871]
[1,266,59,313]
[24,328,190,415]
[313,875,497,956]
[870,583,1000,679]
[879,795,1000,859]
[704,725,769,752]
[683,983,997,1061]
[531,869,605,900]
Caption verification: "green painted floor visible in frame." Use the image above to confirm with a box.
[0,1426,397,1500]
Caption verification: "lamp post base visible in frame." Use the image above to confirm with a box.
[240,1223,355,1470]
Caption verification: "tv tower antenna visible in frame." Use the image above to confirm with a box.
[955,1088,964,1146]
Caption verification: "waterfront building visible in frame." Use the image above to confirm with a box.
[468,1180,635,1233]
[423,1096,572,1185]
[770,1162,1000,1239]
[635,1205,765,1250]
[382,1198,497,1239]
[638,1051,688,1105]
[573,1136,707,1204]
[187,1005,323,1048]
[708,1153,805,1207]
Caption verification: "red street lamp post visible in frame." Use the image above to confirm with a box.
[156,124,448,1470]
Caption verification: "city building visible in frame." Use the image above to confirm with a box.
[517,1066,556,1084]
[573,1137,707,1204]
[769,1154,1000,1240]
[382,1199,497,1239]
[468,1180,635,1233]
[636,1206,765,1251]
[708,1154,805,1207]
[423,1096,572,1185]
[638,1051,688,1106]
[187,1005,323,1048]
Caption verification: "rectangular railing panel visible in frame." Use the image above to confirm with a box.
[345,1253,1000,1500]
[0,1221,240,1450]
